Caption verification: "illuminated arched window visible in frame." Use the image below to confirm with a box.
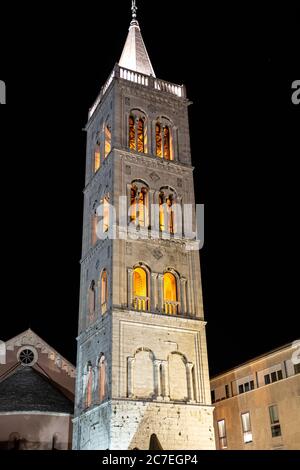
[156,123,162,157]
[133,267,149,311]
[137,118,145,153]
[105,124,111,158]
[101,270,108,314]
[88,281,96,316]
[163,126,171,160]
[85,362,93,408]
[94,143,101,173]
[129,113,147,154]
[156,121,173,160]
[159,191,175,234]
[163,272,178,315]
[129,183,149,227]
[129,116,135,150]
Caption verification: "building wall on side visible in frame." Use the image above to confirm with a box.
[0,413,72,450]
[213,374,300,450]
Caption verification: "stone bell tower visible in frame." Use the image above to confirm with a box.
[73,1,215,450]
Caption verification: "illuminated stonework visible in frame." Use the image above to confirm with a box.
[73,4,215,451]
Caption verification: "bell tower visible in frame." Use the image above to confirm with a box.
[73,1,215,450]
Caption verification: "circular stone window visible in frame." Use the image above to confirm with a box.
[17,346,38,367]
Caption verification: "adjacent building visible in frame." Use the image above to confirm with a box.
[211,342,300,450]
[0,329,75,450]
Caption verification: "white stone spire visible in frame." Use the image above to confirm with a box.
[119,1,156,77]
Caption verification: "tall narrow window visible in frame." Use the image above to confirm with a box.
[86,363,93,408]
[88,281,96,316]
[241,412,253,443]
[163,272,178,315]
[94,144,101,173]
[166,195,175,234]
[129,116,136,150]
[163,126,170,160]
[159,193,165,231]
[130,185,137,222]
[129,183,148,227]
[92,213,98,246]
[105,125,111,158]
[137,118,145,153]
[217,419,227,449]
[133,267,149,311]
[269,405,282,437]
[101,270,108,314]
[103,196,109,233]
[99,356,106,402]
[156,123,162,157]
[159,192,176,234]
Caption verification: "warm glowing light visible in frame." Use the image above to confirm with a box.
[156,123,162,157]
[137,118,145,153]
[105,125,111,158]
[133,267,148,310]
[163,126,170,160]
[164,273,177,302]
[129,116,135,150]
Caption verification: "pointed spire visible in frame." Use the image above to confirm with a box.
[119,1,156,77]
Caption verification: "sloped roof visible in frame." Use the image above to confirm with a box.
[0,366,74,414]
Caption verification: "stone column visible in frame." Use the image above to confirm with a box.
[180,277,187,316]
[127,357,135,398]
[158,274,164,313]
[128,268,133,309]
[186,362,195,403]
[154,360,163,400]
[161,361,170,401]
[151,273,158,312]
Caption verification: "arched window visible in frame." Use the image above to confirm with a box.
[163,272,178,315]
[129,116,135,150]
[101,270,108,314]
[88,281,96,316]
[99,355,106,402]
[137,118,145,153]
[163,126,171,160]
[92,212,98,246]
[94,143,101,173]
[133,267,149,311]
[156,120,173,160]
[129,182,149,227]
[156,123,162,157]
[159,191,176,234]
[86,362,93,408]
[128,113,147,154]
[105,124,111,158]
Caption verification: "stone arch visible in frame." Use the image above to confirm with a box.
[168,352,188,401]
[132,263,151,311]
[132,347,155,398]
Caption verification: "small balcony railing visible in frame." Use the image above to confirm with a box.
[88,64,186,120]
[133,296,150,312]
[164,301,180,315]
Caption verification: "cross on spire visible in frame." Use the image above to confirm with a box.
[131,0,137,19]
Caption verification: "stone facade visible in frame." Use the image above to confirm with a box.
[73,13,214,450]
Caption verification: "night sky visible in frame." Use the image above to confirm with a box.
[0,3,299,376]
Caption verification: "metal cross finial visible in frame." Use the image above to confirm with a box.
[131,0,137,19]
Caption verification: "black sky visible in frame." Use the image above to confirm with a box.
[0,3,299,375]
